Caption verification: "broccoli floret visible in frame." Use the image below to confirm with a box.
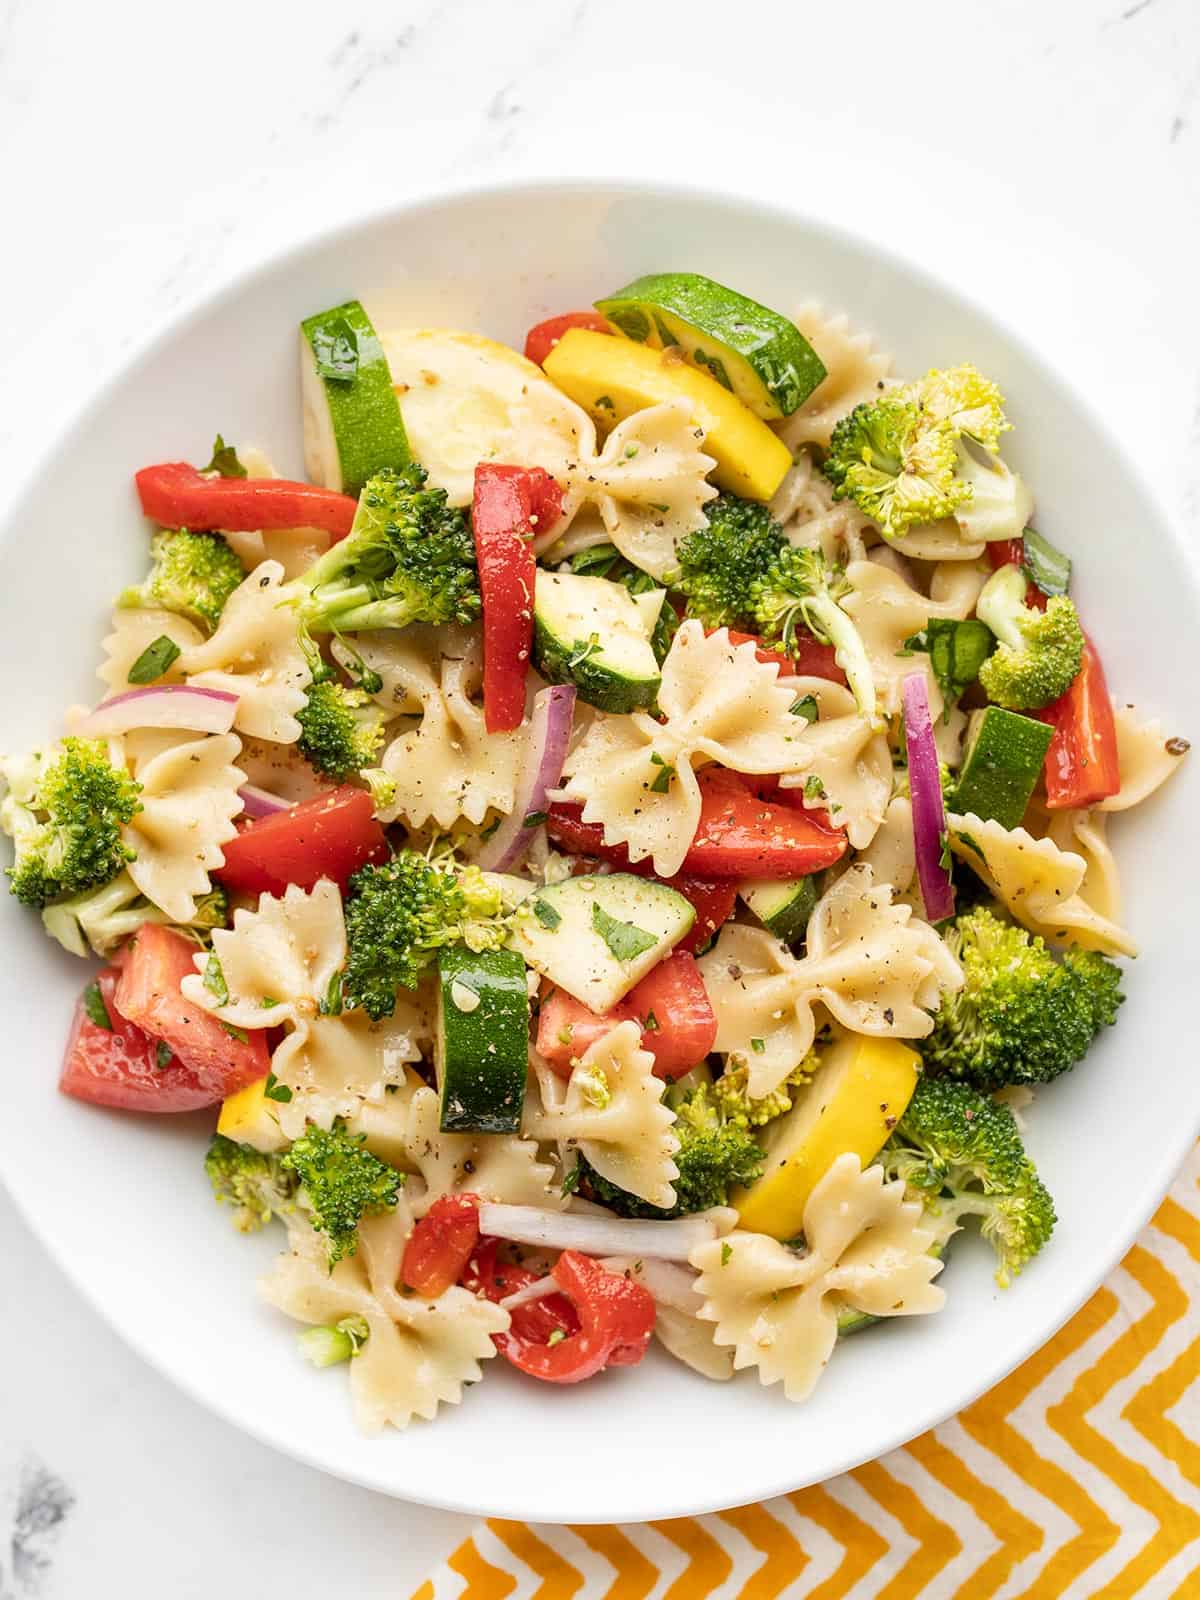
[823,365,1031,543]
[675,495,787,631]
[750,545,876,722]
[296,673,388,781]
[293,465,479,634]
[42,870,227,958]
[342,852,509,1019]
[923,905,1123,1089]
[0,739,142,908]
[281,1120,404,1267]
[582,1081,765,1218]
[119,528,243,633]
[976,565,1084,710]
[711,1052,818,1128]
[204,1134,298,1233]
[882,1075,1056,1285]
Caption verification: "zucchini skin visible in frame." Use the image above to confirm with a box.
[300,299,411,496]
[437,946,529,1135]
[532,615,660,714]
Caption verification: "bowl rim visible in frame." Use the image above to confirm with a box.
[2,173,1199,1521]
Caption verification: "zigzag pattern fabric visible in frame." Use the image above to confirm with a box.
[413,1144,1200,1599]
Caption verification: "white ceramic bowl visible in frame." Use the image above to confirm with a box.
[1,181,1197,1524]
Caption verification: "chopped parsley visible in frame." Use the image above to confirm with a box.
[203,433,247,478]
[310,317,359,382]
[263,1072,293,1103]
[83,980,113,1031]
[788,694,819,723]
[155,1039,173,1069]
[803,775,827,801]
[320,970,344,1017]
[720,1242,733,1266]
[203,954,229,1006]
[532,897,562,931]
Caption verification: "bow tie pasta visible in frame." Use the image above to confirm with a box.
[404,1086,559,1215]
[691,1154,944,1402]
[557,623,815,877]
[99,608,205,694]
[776,677,892,849]
[699,865,963,1099]
[177,561,312,743]
[1098,705,1191,813]
[259,1206,508,1433]
[524,1021,680,1210]
[776,305,893,453]
[376,625,523,830]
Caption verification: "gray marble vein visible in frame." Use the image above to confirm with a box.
[0,1461,74,1599]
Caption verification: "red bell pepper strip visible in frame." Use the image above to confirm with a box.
[472,465,564,733]
[537,949,717,1081]
[723,629,848,687]
[215,786,388,897]
[524,311,612,366]
[462,1238,580,1347]
[1036,635,1121,809]
[401,1194,482,1297]
[136,462,358,538]
[548,768,847,880]
[495,1250,656,1383]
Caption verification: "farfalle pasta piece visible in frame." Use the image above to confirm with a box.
[841,559,968,718]
[690,1154,944,1402]
[559,401,717,581]
[890,519,985,563]
[769,450,872,567]
[1040,807,1124,925]
[523,1020,679,1209]
[180,880,421,1135]
[330,627,431,717]
[1098,706,1190,813]
[698,865,963,1098]
[948,812,1137,958]
[98,608,204,694]
[404,1086,559,1215]
[377,626,523,830]
[776,676,892,848]
[259,1205,508,1433]
[928,557,993,619]
[119,732,243,922]
[776,306,893,451]
[177,561,311,744]
[557,623,812,877]
[856,795,917,899]
[236,735,329,804]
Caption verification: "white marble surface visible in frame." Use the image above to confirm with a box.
[0,0,1198,1593]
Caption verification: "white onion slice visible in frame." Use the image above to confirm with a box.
[238,784,292,819]
[75,684,239,738]
[598,1255,704,1314]
[476,685,576,872]
[478,1202,735,1262]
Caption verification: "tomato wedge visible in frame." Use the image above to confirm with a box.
[1036,635,1121,809]
[524,311,611,366]
[60,966,220,1113]
[112,924,270,1095]
[401,1194,481,1297]
[135,462,358,539]
[723,629,848,686]
[497,1250,655,1383]
[462,1238,580,1346]
[472,465,563,732]
[537,950,716,1081]
[215,786,388,896]
[547,768,847,880]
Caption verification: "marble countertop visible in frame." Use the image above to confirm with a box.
[1,0,1197,1593]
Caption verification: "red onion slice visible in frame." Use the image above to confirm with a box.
[902,671,955,923]
[74,684,239,738]
[475,684,576,872]
[237,784,292,819]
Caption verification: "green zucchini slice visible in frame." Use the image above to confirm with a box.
[300,298,411,496]
[436,946,529,1135]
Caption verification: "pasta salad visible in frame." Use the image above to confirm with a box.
[3,273,1189,1432]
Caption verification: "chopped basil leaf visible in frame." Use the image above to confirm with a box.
[955,830,985,860]
[648,758,676,794]
[750,1037,766,1054]
[720,1242,733,1266]
[311,318,359,382]
[523,811,549,829]
[803,775,827,801]
[83,980,113,1031]
[1021,526,1072,597]
[903,619,994,711]
[260,995,280,1008]
[561,1164,582,1197]
[155,1039,173,1069]
[594,394,615,410]
[591,901,656,963]
[643,1009,660,1032]
[532,898,562,931]
[127,634,182,684]
[221,1021,249,1043]
[647,501,669,513]
[203,954,229,1005]
[203,433,248,478]
[789,694,819,723]
[263,1072,293,1103]
[938,830,952,874]
[320,970,343,1017]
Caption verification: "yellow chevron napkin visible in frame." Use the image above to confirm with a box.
[414,1144,1200,1600]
